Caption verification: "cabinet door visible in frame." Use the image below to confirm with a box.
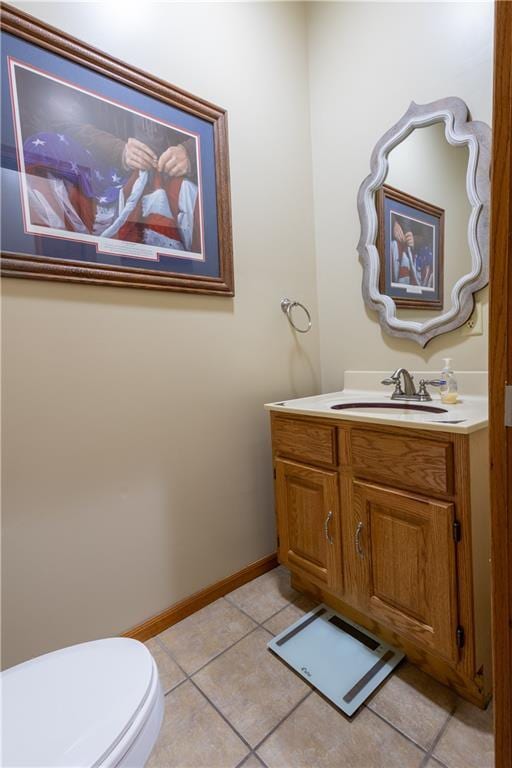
[352,481,459,662]
[275,459,342,592]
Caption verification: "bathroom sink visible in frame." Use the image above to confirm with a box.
[330,402,447,415]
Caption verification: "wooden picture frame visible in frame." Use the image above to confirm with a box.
[376,185,444,311]
[0,4,234,295]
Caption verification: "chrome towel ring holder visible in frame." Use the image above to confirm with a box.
[281,297,312,334]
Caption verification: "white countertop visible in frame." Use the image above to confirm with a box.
[265,383,488,435]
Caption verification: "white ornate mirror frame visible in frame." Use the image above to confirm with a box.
[356,97,491,347]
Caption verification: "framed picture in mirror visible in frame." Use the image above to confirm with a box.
[377,185,444,310]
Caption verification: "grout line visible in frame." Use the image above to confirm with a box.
[223,593,274,625]
[154,614,313,762]
[234,751,268,768]
[431,759,450,768]
[255,752,270,768]
[152,595,315,758]
[364,705,428,755]
[146,572,328,764]
[419,756,449,768]
[225,588,319,634]
[420,700,458,767]
[252,690,313,753]
[260,599,310,633]
[153,635,191,678]
[152,588,309,685]
[148,636,190,695]
[233,754,253,768]
[188,676,254,753]
[259,604,289,631]
[161,675,189,697]
[153,598,298,695]
[190,626,260,677]
[223,594,293,629]
[154,622,259,679]
[149,610,273,756]
[156,591,303,682]
[419,754,435,768]
[153,632,255,759]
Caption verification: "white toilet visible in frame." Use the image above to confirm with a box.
[1,637,164,767]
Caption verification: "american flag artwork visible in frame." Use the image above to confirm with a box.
[8,58,205,263]
[1,10,232,295]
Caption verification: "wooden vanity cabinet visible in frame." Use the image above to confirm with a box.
[270,412,491,707]
[274,459,342,593]
[349,481,459,663]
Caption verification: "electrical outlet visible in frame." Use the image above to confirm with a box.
[461,302,483,336]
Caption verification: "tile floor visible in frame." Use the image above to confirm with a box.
[146,566,494,768]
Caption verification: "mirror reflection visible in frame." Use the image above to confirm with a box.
[376,122,472,325]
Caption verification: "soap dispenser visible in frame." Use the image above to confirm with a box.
[440,358,458,404]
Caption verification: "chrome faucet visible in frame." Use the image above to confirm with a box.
[381,368,443,402]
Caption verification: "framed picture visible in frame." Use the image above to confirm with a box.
[376,185,444,310]
[0,4,233,295]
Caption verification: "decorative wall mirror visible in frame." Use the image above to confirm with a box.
[357,97,491,346]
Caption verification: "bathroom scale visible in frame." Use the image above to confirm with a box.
[267,604,404,716]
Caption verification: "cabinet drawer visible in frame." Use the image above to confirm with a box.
[272,417,337,467]
[350,428,453,496]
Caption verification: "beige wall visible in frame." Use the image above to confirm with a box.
[1,1,320,668]
[306,1,494,392]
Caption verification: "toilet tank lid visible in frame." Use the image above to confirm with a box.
[1,637,155,767]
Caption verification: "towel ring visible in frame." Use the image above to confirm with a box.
[281,298,312,334]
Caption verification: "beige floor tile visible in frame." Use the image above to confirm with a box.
[157,598,256,674]
[227,566,298,623]
[433,700,494,768]
[257,692,424,768]
[147,680,249,768]
[366,662,457,749]
[263,594,318,636]
[193,628,309,747]
[145,638,186,694]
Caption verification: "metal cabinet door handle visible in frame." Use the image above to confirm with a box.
[355,521,364,558]
[324,511,333,544]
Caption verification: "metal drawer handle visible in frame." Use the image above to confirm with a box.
[324,511,333,544]
[355,522,364,559]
